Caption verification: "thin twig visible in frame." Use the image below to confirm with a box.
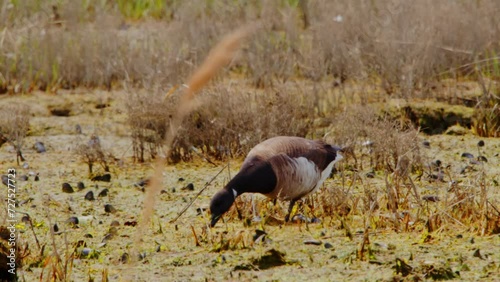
[170,163,229,223]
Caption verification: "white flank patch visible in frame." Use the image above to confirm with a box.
[315,153,343,191]
[291,157,320,195]
[232,188,238,198]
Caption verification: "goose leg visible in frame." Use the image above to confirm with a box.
[285,199,297,222]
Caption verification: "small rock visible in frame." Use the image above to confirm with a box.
[181,183,194,191]
[34,174,40,181]
[34,141,46,153]
[473,249,484,259]
[366,171,375,178]
[303,239,322,246]
[98,188,109,197]
[102,233,114,243]
[77,181,85,190]
[92,173,111,182]
[138,252,147,261]
[134,178,149,190]
[75,124,82,134]
[22,162,29,169]
[84,191,95,201]
[196,208,205,216]
[324,242,334,249]
[81,248,92,256]
[477,140,485,147]
[53,223,59,233]
[1,175,9,186]
[67,217,79,225]
[21,215,30,223]
[62,183,74,193]
[422,140,431,148]
[83,233,93,238]
[477,156,488,163]
[422,195,440,202]
[461,152,474,159]
[104,204,117,213]
[19,175,28,181]
[124,221,137,227]
[120,253,130,263]
[110,220,120,227]
[178,177,185,182]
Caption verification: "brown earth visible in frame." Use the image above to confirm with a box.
[1,89,500,281]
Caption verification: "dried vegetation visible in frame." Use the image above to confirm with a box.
[1,0,500,281]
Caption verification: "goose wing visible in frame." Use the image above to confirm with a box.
[242,136,337,171]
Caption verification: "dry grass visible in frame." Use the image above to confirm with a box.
[0,104,30,165]
[125,81,315,163]
[1,1,500,95]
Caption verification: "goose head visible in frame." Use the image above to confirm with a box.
[209,188,236,227]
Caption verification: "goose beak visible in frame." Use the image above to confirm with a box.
[210,214,220,227]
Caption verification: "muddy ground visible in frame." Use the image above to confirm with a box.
[1,89,500,281]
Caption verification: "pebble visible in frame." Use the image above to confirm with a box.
[92,173,111,182]
[67,217,79,225]
[62,183,74,193]
[461,152,474,159]
[120,253,130,263]
[477,156,488,162]
[324,242,334,249]
[104,204,117,213]
[422,140,431,148]
[34,141,46,153]
[134,178,149,190]
[1,175,8,186]
[303,240,322,246]
[98,188,109,197]
[77,181,85,190]
[85,191,95,201]
[422,195,440,202]
[181,183,194,191]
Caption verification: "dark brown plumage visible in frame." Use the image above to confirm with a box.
[210,136,343,227]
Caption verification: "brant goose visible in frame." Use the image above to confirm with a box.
[209,136,343,227]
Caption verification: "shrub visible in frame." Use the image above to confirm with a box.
[125,81,315,163]
[0,104,30,165]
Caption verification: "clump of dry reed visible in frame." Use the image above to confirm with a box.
[0,104,30,165]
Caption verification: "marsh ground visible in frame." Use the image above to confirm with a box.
[1,89,499,281]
